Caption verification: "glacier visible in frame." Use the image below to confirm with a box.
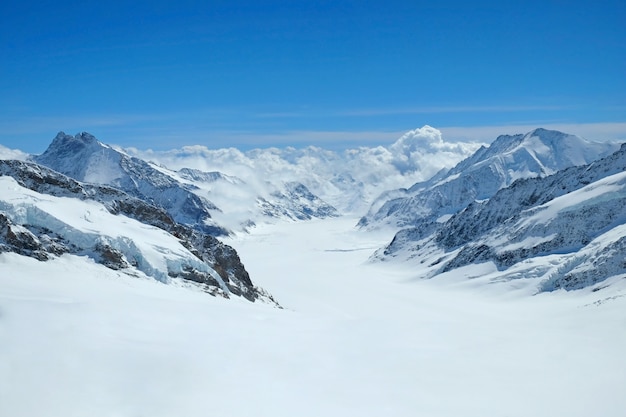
[2,215,625,417]
[1,126,626,417]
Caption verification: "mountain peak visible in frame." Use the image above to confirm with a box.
[360,128,620,230]
[34,131,228,235]
[526,128,570,143]
[47,131,103,155]
[35,132,120,187]
[52,131,98,144]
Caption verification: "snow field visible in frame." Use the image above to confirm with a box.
[0,176,226,288]
[1,216,626,417]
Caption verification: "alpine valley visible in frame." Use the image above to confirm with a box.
[1,126,625,417]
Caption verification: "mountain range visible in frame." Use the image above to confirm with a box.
[34,132,343,234]
[371,129,624,292]
[1,126,624,297]
[0,158,277,304]
[124,125,482,219]
[359,128,618,230]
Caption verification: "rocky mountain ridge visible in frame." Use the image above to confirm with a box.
[376,143,626,292]
[0,159,278,304]
[359,128,619,230]
[34,132,340,233]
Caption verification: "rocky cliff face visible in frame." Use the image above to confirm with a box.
[0,159,278,304]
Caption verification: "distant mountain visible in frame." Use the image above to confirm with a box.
[258,181,339,220]
[375,142,626,292]
[177,167,243,185]
[158,164,340,232]
[0,158,278,304]
[33,132,227,235]
[359,128,619,230]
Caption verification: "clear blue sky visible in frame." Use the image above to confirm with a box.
[1,0,625,153]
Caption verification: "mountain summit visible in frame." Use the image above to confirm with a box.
[359,128,619,230]
[376,143,626,292]
[34,132,226,235]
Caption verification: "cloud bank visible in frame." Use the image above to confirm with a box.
[126,126,484,215]
[0,144,29,161]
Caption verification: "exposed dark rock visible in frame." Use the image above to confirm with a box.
[94,242,131,270]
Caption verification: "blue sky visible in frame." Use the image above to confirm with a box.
[1,0,625,153]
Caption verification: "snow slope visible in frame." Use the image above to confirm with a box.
[1,216,625,417]
[0,175,227,286]
[378,144,626,292]
[0,159,275,302]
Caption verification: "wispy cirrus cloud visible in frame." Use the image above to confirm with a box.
[0,113,161,136]
[336,104,573,117]
[252,104,572,120]
[123,121,626,153]
[2,104,625,155]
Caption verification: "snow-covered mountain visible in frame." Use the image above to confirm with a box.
[2,127,626,417]
[3,126,623,295]
[164,166,339,232]
[376,143,626,292]
[258,181,339,220]
[359,128,619,230]
[0,159,277,304]
[33,132,228,235]
[34,132,342,233]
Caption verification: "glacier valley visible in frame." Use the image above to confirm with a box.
[1,126,625,417]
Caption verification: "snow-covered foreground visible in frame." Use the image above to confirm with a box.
[1,217,625,417]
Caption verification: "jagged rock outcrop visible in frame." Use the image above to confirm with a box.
[0,214,66,261]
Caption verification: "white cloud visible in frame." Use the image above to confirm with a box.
[378,125,483,177]
[123,121,626,221]
[126,126,483,215]
[0,144,29,161]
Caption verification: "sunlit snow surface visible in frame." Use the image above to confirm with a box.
[0,176,226,288]
[2,217,626,417]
